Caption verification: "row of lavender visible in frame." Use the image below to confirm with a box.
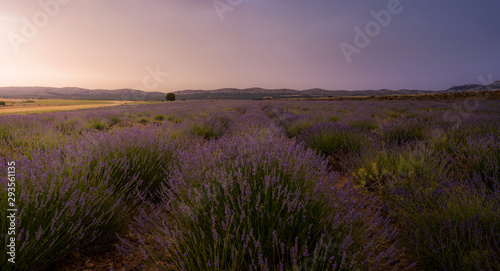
[261,100,500,270]
[2,101,405,270]
[118,104,405,270]
[0,100,247,158]
[0,101,243,270]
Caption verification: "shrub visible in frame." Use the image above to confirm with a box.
[381,120,425,145]
[349,119,377,131]
[87,127,182,201]
[153,114,165,121]
[235,106,246,115]
[190,123,218,139]
[0,115,66,157]
[386,178,500,270]
[0,148,141,271]
[285,118,315,138]
[138,118,149,124]
[190,115,232,140]
[299,122,367,157]
[0,101,6,106]
[166,114,183,123]
[108,115,122,126]
[211,115,231,130]
[120,134,403,270]
[137,112,151,117]
[88,119,108,131]
[328,114,340,122]
[56,119,82,135]
[451,134,500,190]
[351,145,451,192]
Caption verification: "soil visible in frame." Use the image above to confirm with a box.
[52,232,152,271]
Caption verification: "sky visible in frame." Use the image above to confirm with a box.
[0,0,499,92]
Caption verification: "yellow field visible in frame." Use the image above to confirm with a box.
[0,99,155,115]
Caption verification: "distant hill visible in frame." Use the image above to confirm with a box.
[173,87,431,100]
[445,81,500,93]
[300,90,500,101]
[0,80,498,100]
[0,87,167,100]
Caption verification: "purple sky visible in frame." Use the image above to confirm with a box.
[0,0,499,91]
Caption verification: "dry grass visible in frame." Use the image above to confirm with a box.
[0,99,157,115]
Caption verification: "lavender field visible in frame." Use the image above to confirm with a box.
[1,99,499,270]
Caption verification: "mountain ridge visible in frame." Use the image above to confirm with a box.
[0,87,167,101]
[0,81,498,100]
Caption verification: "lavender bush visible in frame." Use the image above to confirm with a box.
[351,144,453,192]
[83,124,189,202]
[450,134,500,190]
[119,106,405,270]
[0,146,142,270]
[380,118,426,146]
[261,99,500,270]
[385,176,500,270]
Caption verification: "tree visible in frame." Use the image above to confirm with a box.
[0,101,5,106]
[166,93,176,101]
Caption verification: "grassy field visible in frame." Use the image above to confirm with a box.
[0,99,158,115]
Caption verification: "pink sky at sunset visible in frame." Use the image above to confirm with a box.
[1,0,499,92]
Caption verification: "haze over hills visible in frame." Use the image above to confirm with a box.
[0,87,167,101]
[0,81,499,101]
[445,81,500,93]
